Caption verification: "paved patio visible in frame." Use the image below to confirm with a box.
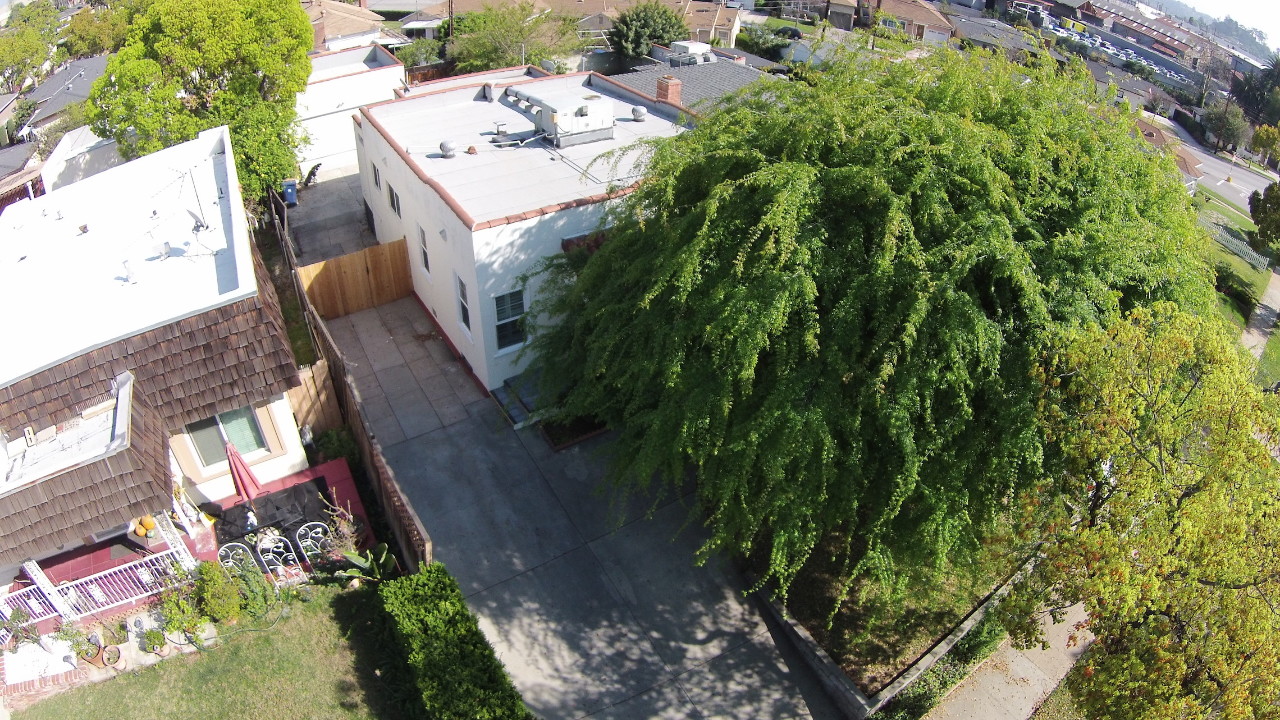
[327,298,839,719]
[288,163,377,267]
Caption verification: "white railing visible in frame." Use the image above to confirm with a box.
[0,585,60,646]
[55,548,190,618]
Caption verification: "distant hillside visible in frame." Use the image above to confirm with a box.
[1147,0,1274,59]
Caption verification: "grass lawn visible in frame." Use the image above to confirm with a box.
[763,16,815,33]
[16,586,407,720]
[1208,242,1270,330]
[255,225,318,366]
[1031,677,1087,720]
[1195,187,1258,231]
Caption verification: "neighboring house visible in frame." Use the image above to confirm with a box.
[611,50,770,109]
[852,0,953,44]
[39,124,124,191]
[1,124,306,542]
[0,143,39,215]
[0,93,19,135]
[305,0,408,52]
[950,15,1066,60]
[17,55,108,139]
[0,126,311,642]
[400,8,447,40]
[355,70,687,390]
[682,1,742,48]
[297,45,406,169]
[1135,116,1201,194]
[827,0,859,32]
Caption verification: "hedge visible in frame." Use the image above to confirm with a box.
[379,563,534,720]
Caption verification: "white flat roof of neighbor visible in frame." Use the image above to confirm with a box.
[0,126,257,388]
[308,45,401,83]
[366,73,684,226]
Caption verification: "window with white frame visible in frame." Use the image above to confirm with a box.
[372,164,381,189]
[185,406,267,467]
[494,289,525,349]
[456,275,470,330]
[418,225,430,274]
[388,183,401,217]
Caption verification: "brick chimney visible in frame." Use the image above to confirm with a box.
[656,75,682,106]
[312,17,327,52]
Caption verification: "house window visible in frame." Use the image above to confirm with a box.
[372,164,381,189]
[494,289,525,349]
[186,406,267,467]
[418,225,430,274]
[457,276,470,330]
[388,183,401,217]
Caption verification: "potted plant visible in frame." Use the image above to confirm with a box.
[101,644,125,670]
[142,628,168,656]
[52,621,101,666]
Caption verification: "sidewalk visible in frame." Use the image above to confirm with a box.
[923,606,1090,720]
[1243,269,1280,359]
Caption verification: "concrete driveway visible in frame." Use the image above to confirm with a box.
[329,300,839,719]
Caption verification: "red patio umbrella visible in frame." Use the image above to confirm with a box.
[227,442,264,510]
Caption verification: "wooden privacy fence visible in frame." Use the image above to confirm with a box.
[297,239,413,320]
[286,359,343,436]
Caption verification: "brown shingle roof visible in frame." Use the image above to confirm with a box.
[1136,118,1170,148]
[0,379,171,568]
[0,248,298,436]
[875,0,952,31]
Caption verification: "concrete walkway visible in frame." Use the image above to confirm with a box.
[1243,269,1280,359]
[328,299,839,720]
[924,606,1090,720]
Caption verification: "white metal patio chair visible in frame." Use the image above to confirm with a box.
[294,522,333,562]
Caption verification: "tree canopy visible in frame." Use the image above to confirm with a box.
[1002,304,1280,720]
[1203,100,1249,150]
[527,50,1213,600]
[607,2,688,58]
[447,3,583,73]
[63,7,129,59]
[87,0,312,199]
[0,0,59,93]
[1249,182,1280,252]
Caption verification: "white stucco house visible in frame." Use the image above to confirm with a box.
[354,69,691,390]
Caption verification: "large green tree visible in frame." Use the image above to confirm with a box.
[1249,182,1280,251]
[607,1,689,58]
[527,50,1212,600]
[87,0,311,199]
[63,7,129,58]
[447,3,584,73]
[1002,304,1280,720]
[1203,100,1248,150]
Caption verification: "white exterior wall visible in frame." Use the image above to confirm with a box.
[325,30,381,52]
[471,205,608,387]
[179,395,309,505]
[298,62,404,168]
[357,119,487,381]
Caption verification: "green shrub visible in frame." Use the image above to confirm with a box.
[379,564,533,720]
[160,583,206,635]
[315,427,360,468]
[232,565,274,619]
[194,561,243,623]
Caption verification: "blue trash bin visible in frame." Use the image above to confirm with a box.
[282,178,298,207]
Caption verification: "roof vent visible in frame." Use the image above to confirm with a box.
[440,140,457,158]
[631,106,647,122]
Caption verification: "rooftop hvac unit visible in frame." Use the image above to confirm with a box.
[670,40,712,55]
[505,87,616,148]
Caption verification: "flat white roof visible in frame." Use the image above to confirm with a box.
[308,45,401,83]
[0,126,257,388]
[366,73,684,226]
